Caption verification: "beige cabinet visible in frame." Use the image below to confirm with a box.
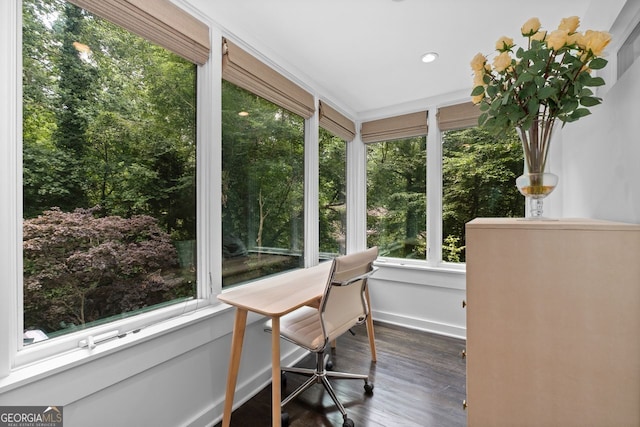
[465,218,640,427]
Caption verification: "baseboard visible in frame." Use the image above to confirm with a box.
[371,309,466,340]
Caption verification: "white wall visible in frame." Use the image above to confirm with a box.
[560,0,640,224]
[562,60,640,223]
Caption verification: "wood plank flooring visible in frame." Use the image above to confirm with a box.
[215,322,467,427]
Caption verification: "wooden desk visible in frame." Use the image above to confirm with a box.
[218,262,377,427]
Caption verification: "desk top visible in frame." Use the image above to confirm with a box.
[217,262,332,317]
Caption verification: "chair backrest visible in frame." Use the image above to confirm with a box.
[319,246,378,345]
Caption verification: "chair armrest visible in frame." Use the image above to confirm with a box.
[332,266,378,287]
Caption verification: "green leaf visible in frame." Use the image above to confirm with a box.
[589,57,608,70]
[569,108,591,121]
[538,86,556,99]
[515,72,534,85]
[580,96,601,107]
[471,85,485,96]
[582,75,606,87]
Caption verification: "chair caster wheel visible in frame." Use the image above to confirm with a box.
[281,412,290,427]
[364,381,374,394]
[326,359,334,370]
[342,417,354,427]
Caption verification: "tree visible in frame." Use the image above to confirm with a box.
[442,127,523,261]
[221,81,304,253]
[318,128,346,254]
[367,137,427,258]
[22,0,198,334]
[23,208,191,333]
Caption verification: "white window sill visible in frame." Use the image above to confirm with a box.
[0,302,231,395]
[372,258,466,290]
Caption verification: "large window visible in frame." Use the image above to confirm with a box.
[366,136,427,259]
[318,127,347,257]
[221,81,305,287]
[22,0,199,343]
[441,127,524,262]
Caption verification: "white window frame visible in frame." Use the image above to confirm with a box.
[0,0,219,376]
[360,103,468,273]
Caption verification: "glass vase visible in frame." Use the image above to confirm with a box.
[515,172,558,219]
[515,116,559,219]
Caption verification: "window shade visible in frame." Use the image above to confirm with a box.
[360,111,428,143]
[319,101,356,142]
[437,102,482,131]
[68,0,210,65]
[222,38,315,119]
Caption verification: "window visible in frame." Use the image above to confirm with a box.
[21,0,206,346]
[221,81,305,287]
[362,111,428,259]
[366,136,427,259]
[318,127,347,257]
[220,39,315,286]
[441,127,523,262]
[318,100,353,258]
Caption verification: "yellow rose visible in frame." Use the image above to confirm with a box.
[471,93,484,105]
[546,29,568,50]
[558,16,580,33]
[531,30,547,42]
[567,32,584,47]
[495,36,514,52]
[470,53,487,72]
[473,71,485,88]
[583,30,612,56]
[492,51,512,72]
[521,17,541,36]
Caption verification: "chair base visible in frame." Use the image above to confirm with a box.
[280,351,373,425]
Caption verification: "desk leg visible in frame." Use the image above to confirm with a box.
[365,287,377,362]
[221,308,248,427]
[270,317,282,427]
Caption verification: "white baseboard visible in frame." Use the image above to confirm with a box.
[371,309,466,340]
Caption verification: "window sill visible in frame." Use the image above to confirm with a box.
[0,302,231,396]
[372,258,466,290]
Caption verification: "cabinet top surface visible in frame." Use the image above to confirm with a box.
[467,217,640,231]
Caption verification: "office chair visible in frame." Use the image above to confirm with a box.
[265,246,378,427]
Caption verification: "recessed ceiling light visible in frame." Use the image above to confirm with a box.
[421,52,439,63]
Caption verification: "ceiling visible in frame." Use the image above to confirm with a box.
[187,0,618,120]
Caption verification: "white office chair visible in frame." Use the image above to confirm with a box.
[265,247,378,427]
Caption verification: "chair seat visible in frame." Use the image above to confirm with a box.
[271,306,324,351]
[270,305,366,352]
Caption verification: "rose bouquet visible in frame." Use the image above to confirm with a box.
[470,16,611,217]
[471,16,611,136]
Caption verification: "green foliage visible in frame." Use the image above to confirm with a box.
[221,81,304,255]
[318,128,346,255]
[22,0,198,334]
[442,127,524,261]
[22,0,196,237]
[366,137,427,258]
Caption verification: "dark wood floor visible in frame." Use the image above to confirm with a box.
[215,322,467,427]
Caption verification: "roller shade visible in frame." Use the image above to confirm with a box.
[360,111,428,143]
[68,0,210,65]
[319,101,356,142]
[437,102,482,131]
[222,38,315,119]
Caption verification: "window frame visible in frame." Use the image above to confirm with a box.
[0,0,218,374]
